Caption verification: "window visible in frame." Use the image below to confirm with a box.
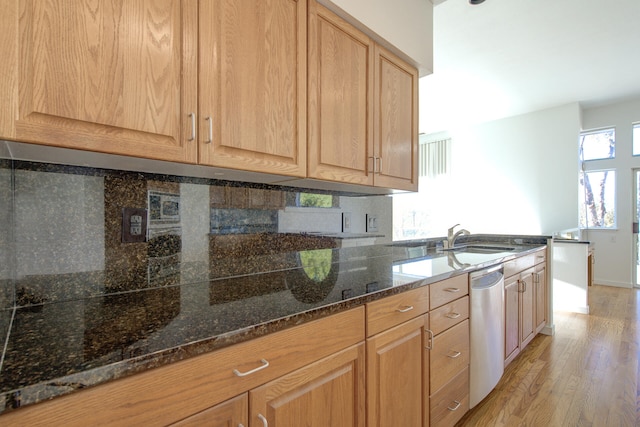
[297,193,333,208]
[579,169,616,229]
[633,123,640,156]
[393,137,452,240]
[579,128,615,161]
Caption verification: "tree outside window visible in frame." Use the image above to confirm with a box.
[579,170,616,228]
[578,129,616,229]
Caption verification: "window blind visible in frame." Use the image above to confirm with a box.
[419,138,451,178]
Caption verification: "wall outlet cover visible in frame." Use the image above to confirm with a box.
[366,214,379,232]
[122,207,147,243]
[342,212,352,232]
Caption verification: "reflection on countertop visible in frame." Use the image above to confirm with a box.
[0,234,548,413]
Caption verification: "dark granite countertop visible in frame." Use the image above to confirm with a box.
[0,235,549,413]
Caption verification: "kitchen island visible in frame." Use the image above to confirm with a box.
[0,234,549,425]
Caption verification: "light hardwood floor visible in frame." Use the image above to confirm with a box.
[457,285,639,426]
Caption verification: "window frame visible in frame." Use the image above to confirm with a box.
[579,127,616,162]
[578,168,617,230]
[632,122,640,156]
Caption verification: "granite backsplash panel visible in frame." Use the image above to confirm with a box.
[0,156,391,309]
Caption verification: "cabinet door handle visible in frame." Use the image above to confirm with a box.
[257,414,268,427]
[445,312,461,319]
[425,329,434,350]
[396,305,414,313]
[233,359,269,377]
[444,287,461,293]
[447,350,462,359]
[376,157,382,174]
[368,156,376,173]
[205,116,213,144]
[447,400,461,411]
[188,112,196,141]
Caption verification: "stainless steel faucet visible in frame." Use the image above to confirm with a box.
[444,224,470,249]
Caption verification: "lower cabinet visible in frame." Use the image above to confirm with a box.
[430,367,469,427]
[366,315,429,427]
[251,343,366,427]
[172,344,366,427]
[504,248,547,366]
[170,394,248,427]
[534,262,547,333]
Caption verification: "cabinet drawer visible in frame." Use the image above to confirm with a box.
[430,366,469,427]
[533,247,546,265]
[366,286,429,337]
[429,296,469,336]
[430,275,468,310]
[430,319,469,393]
[504,247,546,277]
[0,307,365,427]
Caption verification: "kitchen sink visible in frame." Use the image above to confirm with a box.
[445,245,516,254]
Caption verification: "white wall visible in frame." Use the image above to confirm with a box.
[416,103,581,236]
[580,98,640,288]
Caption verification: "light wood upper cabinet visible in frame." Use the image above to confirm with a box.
[308,1,374,185]
[198,0,307,177]
[308,1,419,191]
[373,44,419,191]
[8,0,198,163]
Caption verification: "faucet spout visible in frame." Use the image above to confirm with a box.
[444,224,470,249]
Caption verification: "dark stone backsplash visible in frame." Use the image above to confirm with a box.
[0,158,378,310]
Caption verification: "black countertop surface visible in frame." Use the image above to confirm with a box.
[0,235,549,413]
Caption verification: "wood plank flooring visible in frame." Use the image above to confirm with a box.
[456,285,640,426]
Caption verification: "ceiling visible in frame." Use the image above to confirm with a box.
[420,0,640,134]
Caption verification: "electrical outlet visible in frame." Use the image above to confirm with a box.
[122,207,147,243]
[342,212,352,232]
[366,214,379,232]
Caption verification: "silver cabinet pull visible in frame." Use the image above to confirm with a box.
[447,400,461,411]
[425,329,434,350]
[258,414,268,427]
[368,156,376,173]
[376,157,382,174]
[444,287,461,293]
[445,312,461,319]
[396,305,414,313]
[188,112,196,141]
[205,116,213,143]
[233,359,269,377]
[447,350,462,359]
[239,424,245,427]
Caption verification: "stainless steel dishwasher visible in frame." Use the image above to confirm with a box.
[469,264,505,408]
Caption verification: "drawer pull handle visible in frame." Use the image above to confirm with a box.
[447,400,461,411]
[188,112,196,141]
[425,329,434,350]
[444,287,461,293]
[445,312,461,319]
[396,305,414,313]
[205,116,213,143]
[447,350,462,359]
[233,359,269,377]
[258,413,268,427]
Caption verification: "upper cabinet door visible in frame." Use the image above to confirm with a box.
[198,0,307,177]
[373,45,419,192]
[13,0,198,163]
[307,2,374,186]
